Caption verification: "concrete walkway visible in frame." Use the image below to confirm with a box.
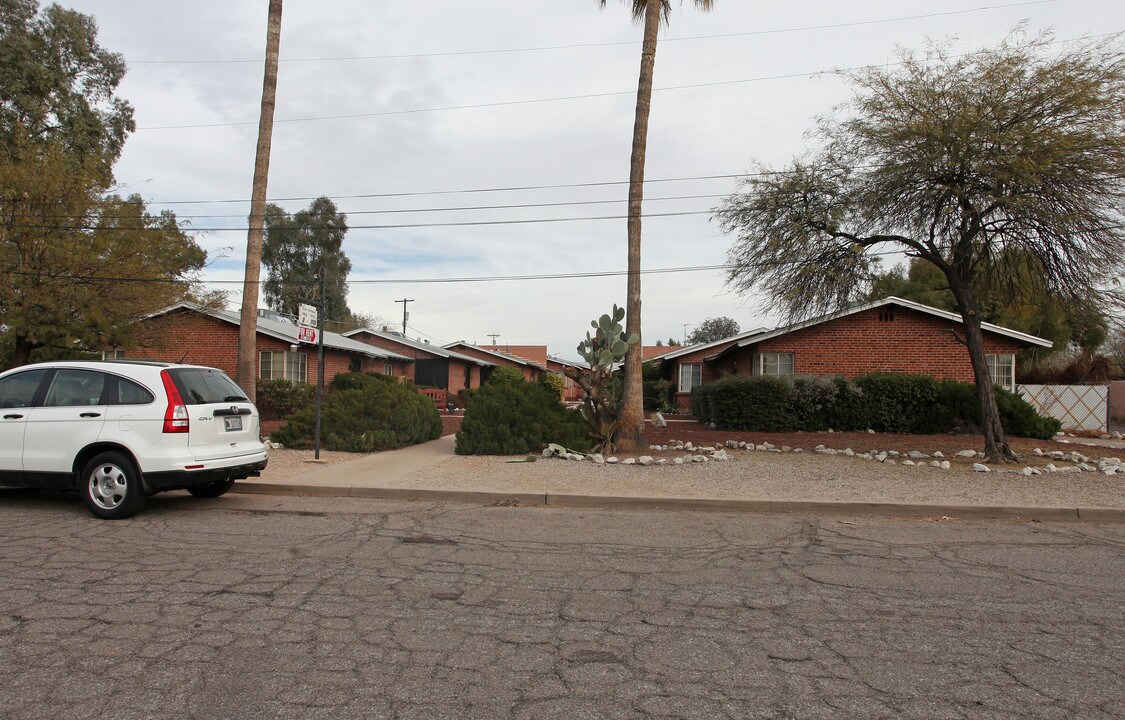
[233,434,1125,522]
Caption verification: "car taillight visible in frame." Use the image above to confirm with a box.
[161,370,189,433]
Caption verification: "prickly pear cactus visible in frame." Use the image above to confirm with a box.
[568,304,640,452]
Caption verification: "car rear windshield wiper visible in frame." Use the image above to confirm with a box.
[224,395,248,402]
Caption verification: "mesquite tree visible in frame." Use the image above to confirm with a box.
[716,31,1124,462]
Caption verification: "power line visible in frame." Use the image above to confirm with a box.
[15,193,728,222]
[134,31,1119,132]
[148,173,746,207]
[127,2,1055,64]
[1,253,905,287]
[5,210,713,233]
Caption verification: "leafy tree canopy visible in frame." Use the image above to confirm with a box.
[1,2,203,369]
[1,148,205,367]
[0,0,133,183]
[261,196,352,323]
[687,316,740,345]
[717,30,1124,461]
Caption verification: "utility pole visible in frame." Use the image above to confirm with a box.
[395,298,413,335]
[487,333,501,345]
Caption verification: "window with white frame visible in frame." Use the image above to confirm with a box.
[985,353,1015,390]
[259,350,308,382]
[101,349,125,360]
[678,363,702,393]
[754,352,795,376]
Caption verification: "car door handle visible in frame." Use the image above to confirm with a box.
[3,413,23,419]
[80,412,102,418]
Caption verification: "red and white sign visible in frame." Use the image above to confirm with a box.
[297,326,316,343]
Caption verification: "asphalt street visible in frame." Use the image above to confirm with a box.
[1,490,1123,719]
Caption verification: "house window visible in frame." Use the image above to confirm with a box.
[754,352,795,376]
[101,349,125,360]
[678,363,702,393]
[986,353,1015,390]
[259,351,308,382]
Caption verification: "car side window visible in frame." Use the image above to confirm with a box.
[113,376,156,405]
[44,370,106,407]
[0,369,49,409]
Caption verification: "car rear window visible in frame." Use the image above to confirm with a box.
[167,368,249,406]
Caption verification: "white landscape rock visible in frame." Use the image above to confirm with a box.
[606,456,618,464]
[902,460,915,466]
[622,458,636,465]
[588,454,605,465]
[932,451,945,458]
[972,463,991,473]
[652,412,667,428]
[673,457,684,465]
[638,456,654,466]
[711,449,730,461]
[956,450,977,458]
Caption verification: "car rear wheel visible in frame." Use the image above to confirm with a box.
[187,478,236,499]
[81,452,146,519]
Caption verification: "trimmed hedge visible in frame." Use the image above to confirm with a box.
[269,372,442,452]
[256,379,315,421]
[456,368,590,455]
[693,373,1060,439]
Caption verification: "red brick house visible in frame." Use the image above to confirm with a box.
[447,343,587,403]
[114,303,413,386]
[653,297,1052,411]
[342,329,493,393]
[443,342,547,382]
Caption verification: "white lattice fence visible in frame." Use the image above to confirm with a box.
[1017,385,1109,432]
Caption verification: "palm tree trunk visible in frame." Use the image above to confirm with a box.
[236,0,283,402]
[615,0,661,453]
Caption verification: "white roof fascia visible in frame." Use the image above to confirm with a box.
[653,326,772,363]
[729,297,1053,350]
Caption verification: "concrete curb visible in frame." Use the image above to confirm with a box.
[231,483,1125,522]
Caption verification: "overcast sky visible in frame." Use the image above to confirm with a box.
[63,0,1121,360]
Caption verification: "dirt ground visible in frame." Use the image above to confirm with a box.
[444,413,1120,466]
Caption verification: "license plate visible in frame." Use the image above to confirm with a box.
[224,416,243,432]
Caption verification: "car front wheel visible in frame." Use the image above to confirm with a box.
[81,452,147,520]
[187,478,236,499]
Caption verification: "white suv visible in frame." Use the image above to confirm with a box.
[0,360,268,519]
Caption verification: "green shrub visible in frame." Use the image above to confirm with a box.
[822,377,869,432]
[691,383,712,423]
[997,387,1062,439]
[456,369,590,455]
[538,372,565,402]
[255,379,314,420]
[789,376,838,431]
[643,378,676,412]
[854,373,939,433]
[707,376,794,431]
[696,371,1058,438]
[269,373,442,451]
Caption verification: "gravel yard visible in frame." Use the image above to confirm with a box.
[256,421,1125,511]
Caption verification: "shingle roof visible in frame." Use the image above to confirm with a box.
[343,329,493,366]
[147,303,414,361]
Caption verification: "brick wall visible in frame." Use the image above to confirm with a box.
[668,307,1033,410]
